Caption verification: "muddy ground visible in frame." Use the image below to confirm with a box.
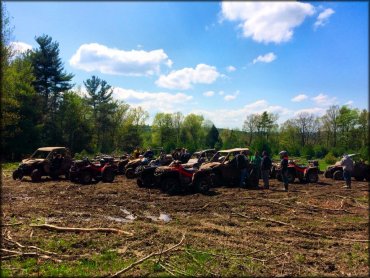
[1,172,369,277]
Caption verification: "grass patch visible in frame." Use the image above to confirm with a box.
[2,162,19,171]
[335,215,366,224]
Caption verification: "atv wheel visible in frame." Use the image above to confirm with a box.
[307,171,319,183]
[195,176,210,194]
[324,170,332,179]
[333,170,343,180]
[50,174,59,180]
[137,179,144,188]
[102,167,115,183]
[79,171,92,184]
[31,169,42,183]
[118,163,125,175]
[161,177,180,195]
[354,175,364,181]
[12,169,23,180]
[125,168,135,179]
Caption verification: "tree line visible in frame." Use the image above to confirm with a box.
[1,8,368,161]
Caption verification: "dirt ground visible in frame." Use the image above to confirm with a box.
[1,172,369,277]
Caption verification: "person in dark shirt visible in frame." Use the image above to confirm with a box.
[236,150,249,187]
[261,151,272,189]
[279,151,289,191]
[143,148,154,159]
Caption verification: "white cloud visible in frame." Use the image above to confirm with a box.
[344,100,354,106]
[191,99,290,128]
[113,87,193,113]
[10,41,32,54]
[253,52,277,64]
[221,2,315,44]
[226,65,236,72]
[291,94,308,102]
[203,91,215,97]
[69,43,172,76]
[224,90,240,101]
[155,64,220,90]
[312,93,338,106]
[314,8,335,29]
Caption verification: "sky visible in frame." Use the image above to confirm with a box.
[5,1,369,128]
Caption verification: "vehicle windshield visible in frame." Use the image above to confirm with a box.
[190,153,200,159]
[30,150,51,159]
[211,152,229,162]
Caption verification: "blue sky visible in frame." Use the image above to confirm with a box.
[6,1,369,128]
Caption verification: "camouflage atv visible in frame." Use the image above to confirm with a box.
[12,147,72,182]
[182,149,216,169]
[199,148,251,187]
[324,154,370,181]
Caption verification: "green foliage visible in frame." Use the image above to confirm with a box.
[301,145,315,159]
[251,138,272,155]
[324,152,337,165]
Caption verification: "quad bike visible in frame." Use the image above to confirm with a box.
[199,148,251,187]
[124,157,151,179]
[69,158,115,184]
[323,154,370,181]
[12,147,72,182]
[137,160,213,195]
[273,160,319,183]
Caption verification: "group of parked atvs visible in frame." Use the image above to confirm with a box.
[12,147,370,194]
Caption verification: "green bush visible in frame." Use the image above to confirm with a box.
[301,145,315,159]
[313,145,328,158]
[324,152,337,165]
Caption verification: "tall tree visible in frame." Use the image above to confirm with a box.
[205,124,221,149]
[321,105,340,147]
[84,75,116,152]
[30,34,74,115]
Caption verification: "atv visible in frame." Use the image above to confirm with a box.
[69,158,115,184]
[137,160,213,195]
[323,154,370,181]
[182,149,216,169]
[273,160,319,183]
[199,148,252,187]
[12,147,72,182]
[135,154,174,188]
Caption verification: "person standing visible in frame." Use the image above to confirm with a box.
[236,150,248,187]
[340,154,354,189]
[279,151,289,191]
[251,151,261,179]
[261,151,272,189]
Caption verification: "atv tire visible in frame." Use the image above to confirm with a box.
[12,169,23,180]
[324,170,332,179]
[194,176,210,194]
[307,170,319,183]
[161,177,180,195]
[102,167,115,183]
[333,170,343,180]
[125,168,135,179]
[354,175,364,181]
[79,171,92,184]
[31,169,42,183]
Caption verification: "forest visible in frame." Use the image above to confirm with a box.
[1,9,368,162]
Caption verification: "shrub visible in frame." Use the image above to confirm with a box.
[324,152,337,165]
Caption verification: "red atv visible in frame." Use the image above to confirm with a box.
[273,160,319,183]
[69,158,115,184]
[153,161,213,195]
